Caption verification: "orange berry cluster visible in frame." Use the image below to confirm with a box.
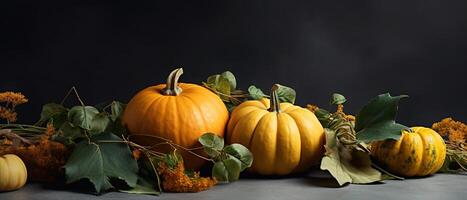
[158,161,217,192]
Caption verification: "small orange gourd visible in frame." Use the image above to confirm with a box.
[122,68,229,169]
[370,127,446,177]
[227,84,325,175]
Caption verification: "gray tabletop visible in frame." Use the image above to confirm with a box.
[1,172,465,200]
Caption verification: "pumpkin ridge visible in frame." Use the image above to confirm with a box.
[289,108,324,171]
[5,156,17,190]
[415,131,429,176]
[251,113,278,174]
[276,113,301,174]
[172,97,182,145]
[428,130,446,175]
[16,156,27,189]
[138,95,165,135]
[190,85,229,129]
[158,97,173,141]
[227,106,266,139]
[232,109,268,147]
[259,98,270,108]
[238,100,269,111]
[181,94,209,133]
[390,135,404,175]
[286,111,305,171]
[406,133,423,176]
[0,157,10,189]
[227,107,257,142]
[415,127,440,176]
[18,156,27,187]
[247,111,269,148]
[283,105,301,113]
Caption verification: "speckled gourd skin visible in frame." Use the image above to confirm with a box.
[370,127,446,177]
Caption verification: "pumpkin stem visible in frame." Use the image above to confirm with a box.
[268,84,281,112]
[162,68,184,96]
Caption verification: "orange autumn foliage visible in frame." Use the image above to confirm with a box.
[0,124,70,183]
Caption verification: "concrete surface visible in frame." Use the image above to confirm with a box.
[0,172,465,200]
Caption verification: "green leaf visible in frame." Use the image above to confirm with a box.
[221,71,237,91]
[68,106,100,130]
[314,108,332,128]
[199,133,224,157]
[199,133,224,150]
[320,129,382,186]
[59,122,85,141]
[355,93,408,142]
[330,93,346,105]
[110,101,125,122]
[248,85,266,100]
[64,132,139,193]
[119,176,160,196]
[38,103,68,127]
[90,113,111,135]
[275,84,296,104]
[356,122,407,143]
[163,151,183,169]
[206,75,231,101]
[212,157,242,182]
[225,102,236,113]
[224,144,253,171]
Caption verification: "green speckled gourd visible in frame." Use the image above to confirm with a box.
[370,127,446,177]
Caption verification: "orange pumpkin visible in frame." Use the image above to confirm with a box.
[227,85,324,175]
[122,68,229,169]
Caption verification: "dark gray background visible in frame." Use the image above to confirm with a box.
[1,1,466,125]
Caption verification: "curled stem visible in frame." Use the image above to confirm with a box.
[161,68,184,96]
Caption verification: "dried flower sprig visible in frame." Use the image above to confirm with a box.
[432,118,467,173]
[0,91,28,123]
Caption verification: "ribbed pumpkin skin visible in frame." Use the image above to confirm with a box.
[123,83,229,169]
[370,127,446,177]
[0,154,28,191]
[227,98,325,175]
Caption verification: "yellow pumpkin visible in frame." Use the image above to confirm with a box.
[0,154,27,192]
[122,68,229,169]
[370,127,446,177]
[227,84,325,175]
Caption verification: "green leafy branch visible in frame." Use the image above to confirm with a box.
[202,71,296,111]
[32,87,138,194]
[198,133,253,182]
[127,132,253,183]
